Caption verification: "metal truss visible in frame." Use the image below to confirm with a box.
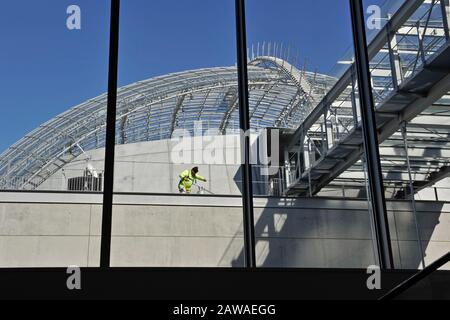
[283,0,450,197]
[0,60,335,190]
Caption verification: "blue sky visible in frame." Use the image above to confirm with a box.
[0,0,385,153]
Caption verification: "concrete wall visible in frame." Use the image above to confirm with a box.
[36,134,450,201]
[1,192,449,269]
[38,136,271,195]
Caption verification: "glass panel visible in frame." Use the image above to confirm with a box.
[246,0,378,268]
[365,0,450,270]
[0,1,110,267]
[111,0,244,266]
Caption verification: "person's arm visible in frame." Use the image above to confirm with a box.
[195,174,207,182]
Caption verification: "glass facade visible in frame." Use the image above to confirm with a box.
[0,0,449,273]
[245,0,378,268]
[0,0,110,267]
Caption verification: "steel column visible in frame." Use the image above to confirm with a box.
[235,0,256,268]
[401,123,426,269]
[350,67,360,127]
[306,138,313,197]
[100,0,120,268]
[387,22,404,89]
[441,0,450,40]
[349,0,394,269]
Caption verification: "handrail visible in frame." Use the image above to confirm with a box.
[379,251,450,300]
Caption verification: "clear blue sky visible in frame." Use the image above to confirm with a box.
[0,0,385,153]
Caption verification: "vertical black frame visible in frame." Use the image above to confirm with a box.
[99,0,257,269]
[100,0,121,268]
[235,0,257,268]
[349,0,394,269]
[98,0,394,271]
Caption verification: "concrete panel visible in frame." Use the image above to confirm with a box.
[128,162,171,193]
[210,165,241,195]
[395,240,423,269]
[89,205,102,236]
[423,241,450,269]
[323,239,376,268]
[112,205,243,237]
[117,154,171,164]
[393,211,430,241]
[88,236,100,267]
[0,193,447,269]
[388,211,399,241]
[110,236,244,267]
[419,212,450,242]
[0,236,89,267]
[389,211,450,242]
[114,140,171,157]
[254,208,373,239]
[390,240,402,269]
[113,161,135,192]
[391,240,450,270]
[0,203,91,236]
[257,238,375,268]
[0,192,102,204]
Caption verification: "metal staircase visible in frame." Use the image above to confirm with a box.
[282,0,450,196]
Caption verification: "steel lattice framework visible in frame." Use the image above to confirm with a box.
[0,57,335,190]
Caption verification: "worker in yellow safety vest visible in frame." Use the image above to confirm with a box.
[178,167,207,193]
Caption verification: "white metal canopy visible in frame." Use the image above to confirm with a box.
[0,59,334,190]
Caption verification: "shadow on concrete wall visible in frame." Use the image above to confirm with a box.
[389,201,444,269]
[225,197,444,269]
[228,198,370,268]
[233,167,268,196]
